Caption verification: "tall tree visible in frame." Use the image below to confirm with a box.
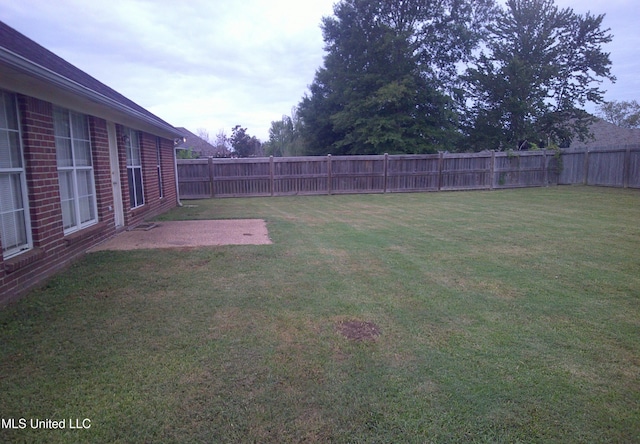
[597,100,640,128]
[298,0,493,155]
[265,109,305,157]
[230,125,262,158]
[463,0,615,151]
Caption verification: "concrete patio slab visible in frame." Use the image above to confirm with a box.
[88,219,271,252]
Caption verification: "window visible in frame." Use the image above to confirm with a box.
[54,107,97,234]
[125,128,144,208]
[156,137,163,199]
[0,90,31,259]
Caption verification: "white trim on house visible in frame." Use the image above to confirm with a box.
[0,90,32,259]
[53,107,99,235]
[107,121,125,228]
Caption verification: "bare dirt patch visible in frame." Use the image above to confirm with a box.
[336,320,381,341]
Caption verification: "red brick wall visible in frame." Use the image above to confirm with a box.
[120,128,177,228]
[19,97,63,253]
[90,116,116,227]
[0,94,178,304]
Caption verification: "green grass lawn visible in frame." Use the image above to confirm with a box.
[1,186,639,443]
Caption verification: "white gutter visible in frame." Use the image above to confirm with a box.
[173,147,183,207]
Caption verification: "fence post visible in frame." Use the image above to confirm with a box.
[269,156,274,196]
[327,154,332,195]
[543,150,548,187]
[623,146,631,188]
[437,151,444,191]
[383,153,389,193]
[583,149,590,185]
[208,157,214,197]
[489,150,495,190]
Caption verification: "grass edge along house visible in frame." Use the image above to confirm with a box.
[0,21,182,303]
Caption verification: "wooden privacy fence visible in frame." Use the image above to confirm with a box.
[177,146,640,199]
[558,146,640,188]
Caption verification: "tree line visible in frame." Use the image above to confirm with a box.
[264,0,621,156]
[179,126,265,159]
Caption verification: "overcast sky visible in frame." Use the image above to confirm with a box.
[1,0,638,141]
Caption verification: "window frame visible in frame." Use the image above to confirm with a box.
[125,128,144,209]
[156,137,163,199]
[0,90,32,259]
[53,106,98,235]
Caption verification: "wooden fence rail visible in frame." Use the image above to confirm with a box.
[177,146,639,199]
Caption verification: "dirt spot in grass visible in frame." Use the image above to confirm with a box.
[336,320,381,341]
[93,290,111,299]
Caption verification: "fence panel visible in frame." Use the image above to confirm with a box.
[629,149,640,188]
[273,157,328,195]
[386,154,440,192]
[587,149,625,187]
[176,147,639,198]
[177,159,212,198]
[558,150,586,184]
[441,153,492,190]
[330,155,386,194]
[493,151,547,189]
[212,158,271,197]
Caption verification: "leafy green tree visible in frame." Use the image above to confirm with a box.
[298,0,493,155]
[264,118,290,157]
[463,0,615,151]
[597,100,640,128]
[176,148,200,159]
[230,125,262,158]
[265,109,305,157]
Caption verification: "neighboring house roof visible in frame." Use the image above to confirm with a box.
[569,117,640,150]
[0,21,181,140]
[175,127,230,157]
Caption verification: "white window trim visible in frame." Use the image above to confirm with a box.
[0,91,32,259]
[54,107,98,235]
[125,128,144,209]
[156,137,163,199]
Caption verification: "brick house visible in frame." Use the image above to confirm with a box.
[0,21,183,303]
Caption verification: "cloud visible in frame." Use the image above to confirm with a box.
[2,0,334,139]
[2,0,638,139]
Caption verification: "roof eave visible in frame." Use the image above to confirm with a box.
[0,47,182,140]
